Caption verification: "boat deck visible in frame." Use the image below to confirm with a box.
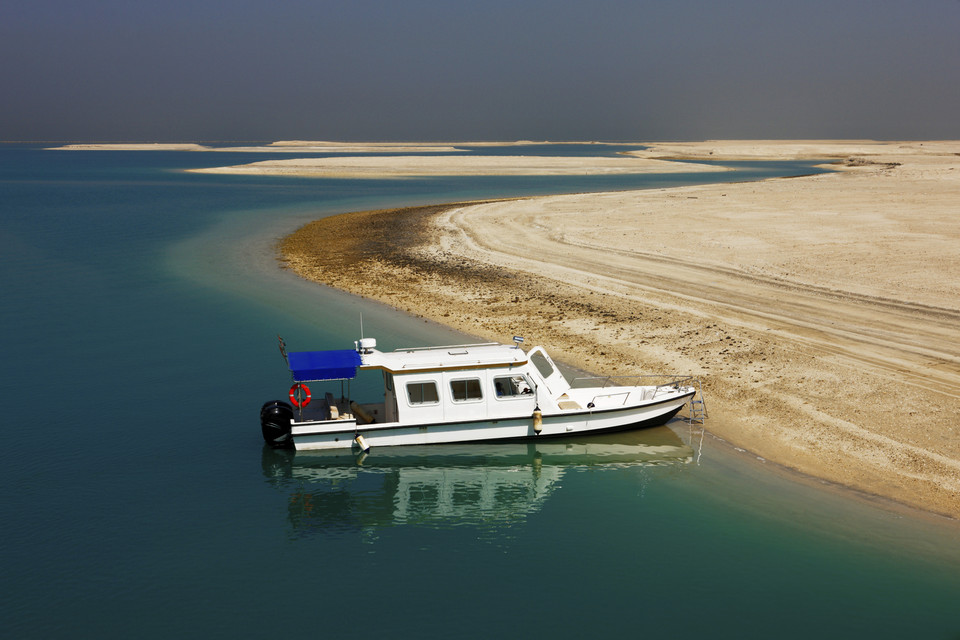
[293,393,384,425]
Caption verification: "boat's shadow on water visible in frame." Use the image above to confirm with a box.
[261,425,695,536]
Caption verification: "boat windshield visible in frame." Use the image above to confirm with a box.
[531,351,555,379]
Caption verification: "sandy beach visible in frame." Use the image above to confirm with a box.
[276,140,960,518]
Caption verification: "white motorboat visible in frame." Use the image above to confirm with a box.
[260,336,702,451]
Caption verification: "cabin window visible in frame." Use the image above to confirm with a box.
[450,378,483,402]
[406,381,439,405]
[493,375,533,398]
[531,351,556,379]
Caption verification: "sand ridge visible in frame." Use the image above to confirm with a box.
[280,140,960,518]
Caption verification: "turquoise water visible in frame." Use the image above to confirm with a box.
[2,145,958,638]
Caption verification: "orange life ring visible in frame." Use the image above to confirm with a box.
[289,383,312,408]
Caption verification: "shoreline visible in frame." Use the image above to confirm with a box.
[279,140,960,519]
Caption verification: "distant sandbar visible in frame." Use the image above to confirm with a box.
[49,143,210,151]
[188,154,727,178]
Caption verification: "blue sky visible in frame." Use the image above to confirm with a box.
[2,0,958,141]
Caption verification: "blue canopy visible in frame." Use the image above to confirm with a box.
[288,349,362,382]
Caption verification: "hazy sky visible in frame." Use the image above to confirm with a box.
[2,0,958,141]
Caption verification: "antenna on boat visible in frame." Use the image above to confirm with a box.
[277,334,289,366]
[355,313,377,354]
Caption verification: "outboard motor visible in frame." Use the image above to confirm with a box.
[260,400,294,448]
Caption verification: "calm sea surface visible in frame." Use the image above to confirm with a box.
[1,144,958,638]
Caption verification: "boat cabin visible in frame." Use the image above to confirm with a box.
[287,340,570,426]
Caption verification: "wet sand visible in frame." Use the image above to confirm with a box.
[280,140,960,518]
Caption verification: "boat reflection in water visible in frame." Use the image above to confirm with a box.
[262,425,696,536]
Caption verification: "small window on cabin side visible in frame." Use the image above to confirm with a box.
[450,378,483,402]
[493,375,533,398]
[531,351,555,379]
[407,381,439,405]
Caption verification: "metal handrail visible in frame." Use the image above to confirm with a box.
[393,342,499,352]
[570,375,703,409]
[570,374,699,390]
[586,390,632,407]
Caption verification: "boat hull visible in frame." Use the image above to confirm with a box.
[290,391,694,451]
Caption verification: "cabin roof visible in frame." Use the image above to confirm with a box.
[360,342,528,373]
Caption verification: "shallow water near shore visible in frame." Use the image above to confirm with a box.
[2,144,959,638]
